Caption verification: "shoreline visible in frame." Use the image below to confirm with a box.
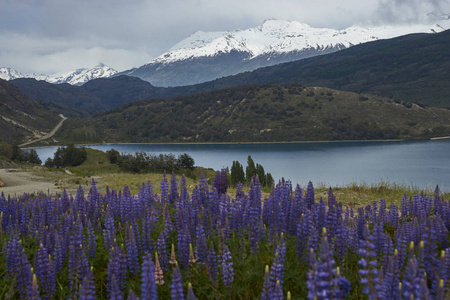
[24,136,450,149]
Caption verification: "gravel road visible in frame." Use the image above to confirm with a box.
[0,169,60,195]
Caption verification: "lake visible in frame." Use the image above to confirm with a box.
[33,139,450,192]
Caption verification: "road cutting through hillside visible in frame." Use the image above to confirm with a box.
[19,114,67,147]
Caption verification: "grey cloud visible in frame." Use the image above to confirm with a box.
[0,0,448,73]
[373,0,450,24]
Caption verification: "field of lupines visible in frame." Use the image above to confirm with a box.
[1,169,450,299]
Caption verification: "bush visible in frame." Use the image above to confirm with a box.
[177,153,195,170]
[111,150,195,174]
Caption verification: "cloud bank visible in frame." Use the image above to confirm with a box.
[0,0,448,73]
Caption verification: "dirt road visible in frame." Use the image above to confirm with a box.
[19,114,67,147]
[0,169,60,195]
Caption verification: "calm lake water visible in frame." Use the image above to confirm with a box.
[33,139,450,192]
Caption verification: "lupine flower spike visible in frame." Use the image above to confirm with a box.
[186,282,198,300]
[189,243,196,264]
[154,252,165,285]
[170,244,177,265]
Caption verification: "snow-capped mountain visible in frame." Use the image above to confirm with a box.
[0,67,27,81]
[123,19,450,87]
[46,63,117,85]
[0,63,117,86]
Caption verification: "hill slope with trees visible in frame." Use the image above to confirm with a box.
[55,84,450,143]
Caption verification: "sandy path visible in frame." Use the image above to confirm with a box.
[0,169,60,196]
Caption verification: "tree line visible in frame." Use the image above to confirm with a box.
[229,155,274,188]
[0,142,41,164]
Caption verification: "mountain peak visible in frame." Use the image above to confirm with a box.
[125,19,450,87]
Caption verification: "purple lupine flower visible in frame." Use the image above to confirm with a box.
[160,173,169,206]
[79,267,96,300]
[221,244,234,288]
[18,250,33,300]
[126,226,139,275]
[401,248,421,299]
[142,209,156,255]
[110,274,124,300]
[315,229,334,299]
[357,225,382,300]
[306,181,315,209]
[306,248,319,300]
[333,267,351,299]
[34,244,55,299]
[382,236,394,274]
[206,243,218,285]
[372,220,385,256]
[178,227,190,270]
[141,253,157,300]
[436,279,445,300]
[103,209,116,251]
[156,230,169,271]
[444,248,450,281]
[127,290,139,300]
[269,252,285,295]
[107,245,127,297]
[383,249,400,300]
[86,219,96,258]
[273,280,284,300]
[6,233,21,277]
[171,264,184,300]
[400,194,408,217]
[419,276,431,299]
[186,282,198,300]
[388,203,399,229]
[261,265,272,300]
[335,223,348,262]
[307,226,319,262]
[169,172,179,204]
[31,273,41,300]
[195,224,207,264]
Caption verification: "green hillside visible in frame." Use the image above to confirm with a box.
[56,84,450,143]
[0,79,60,144]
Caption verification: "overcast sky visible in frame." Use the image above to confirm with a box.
[0,0,449,74]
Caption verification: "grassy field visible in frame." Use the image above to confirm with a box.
[25,148,446,208]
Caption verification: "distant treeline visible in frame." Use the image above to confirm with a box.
[106,149,195,173]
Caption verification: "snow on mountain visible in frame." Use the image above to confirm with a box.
[0,67,26,81]
[151,19,450,65]
[0,63,117,85]
[47,63,118,85]
[122,19,450,86]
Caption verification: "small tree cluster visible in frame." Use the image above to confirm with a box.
[230,155,274,187]
[44,144,87,168]
[0,142,41,164]
[107,150,195,173]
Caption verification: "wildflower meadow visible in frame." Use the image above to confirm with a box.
[1,170,450,299]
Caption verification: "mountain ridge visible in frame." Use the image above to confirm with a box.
[0,63,117,86]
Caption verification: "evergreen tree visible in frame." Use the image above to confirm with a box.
[230,160,245,187]
[256,163,266,187]
[246,155,256,184]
